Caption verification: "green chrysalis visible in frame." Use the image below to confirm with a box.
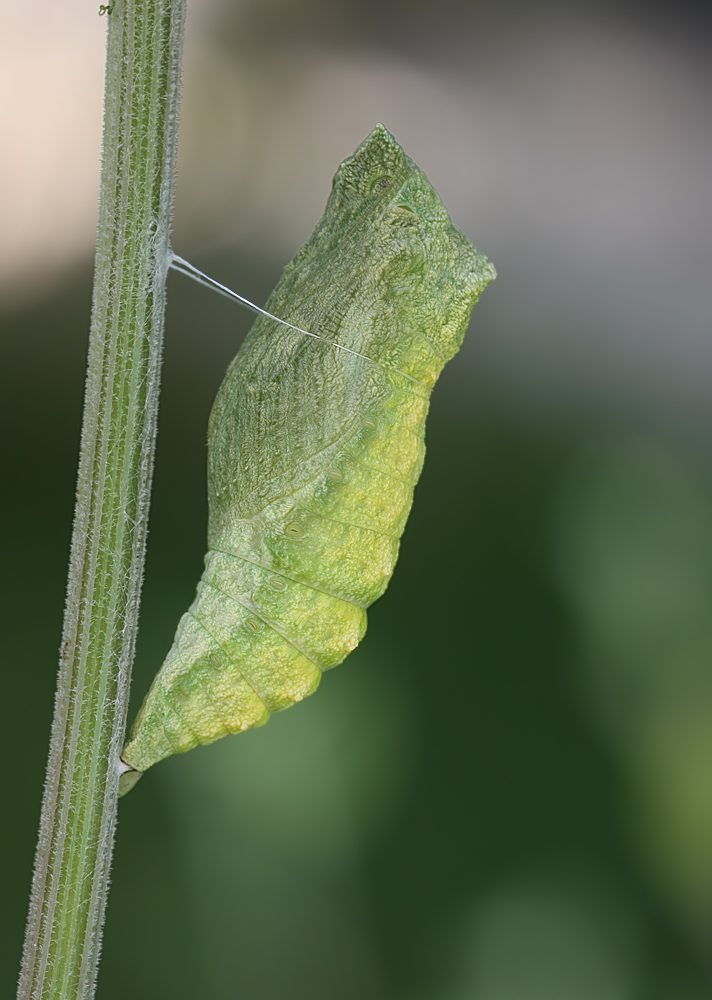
[120,124,495,789]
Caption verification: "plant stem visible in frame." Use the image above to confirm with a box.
[17,1,185,996]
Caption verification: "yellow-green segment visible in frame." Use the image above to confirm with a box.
[121,123,495,782]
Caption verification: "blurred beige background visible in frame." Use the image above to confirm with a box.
[3,0,711,418]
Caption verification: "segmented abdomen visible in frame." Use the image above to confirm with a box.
[121,385,429,773]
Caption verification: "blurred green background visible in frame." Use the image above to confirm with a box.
[3,0,712,997]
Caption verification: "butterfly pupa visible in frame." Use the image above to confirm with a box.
[119,123,495,792]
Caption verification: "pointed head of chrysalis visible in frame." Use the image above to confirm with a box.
[284,123,496,387]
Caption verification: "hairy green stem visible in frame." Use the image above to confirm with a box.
[18,1,185,996]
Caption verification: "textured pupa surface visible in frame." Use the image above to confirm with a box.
[121,124,495,782]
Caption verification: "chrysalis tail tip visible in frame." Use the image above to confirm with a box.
[118,757,143,797]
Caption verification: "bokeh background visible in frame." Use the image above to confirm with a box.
[3,0,712,996]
